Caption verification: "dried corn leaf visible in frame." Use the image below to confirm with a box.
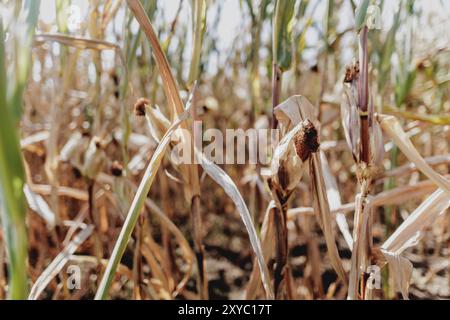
[20,131,49,148]
[347,193,371,299]
[320,152,353,250]
[95,106,191,300]
[28,225,94,300]
[127,0,184,120]
[141,241,171,299]
[377,114,450,196]
[23,184,56,228]
[380,189,450,299]
[127,0,200,205]
[246,201,276,299]
[144,199,194,298]
[197,151,274,299]
[34,33,121,52]
[288,177,444,218]
[381,251,412,300]
[274,95,317,130]
[382,189,450,254]
[145,104,171,144]
[310,153,348,284]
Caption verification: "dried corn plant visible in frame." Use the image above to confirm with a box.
[0,0,449,301]
[259,96,347,299]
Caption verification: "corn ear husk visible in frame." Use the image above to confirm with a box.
[341,82,384,165]
[341,83,360,162]
[262,95,317,199]
[261,122,307,199]
[83,138,106,180]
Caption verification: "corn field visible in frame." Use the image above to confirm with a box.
[0,0,449,301]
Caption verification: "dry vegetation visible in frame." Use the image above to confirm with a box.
[0,0,449,300]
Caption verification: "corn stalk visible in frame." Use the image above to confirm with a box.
[272,0,295,129]
[187,0,207,87]
[343,0,384,300]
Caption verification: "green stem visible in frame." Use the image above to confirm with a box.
[187,0,206,87]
